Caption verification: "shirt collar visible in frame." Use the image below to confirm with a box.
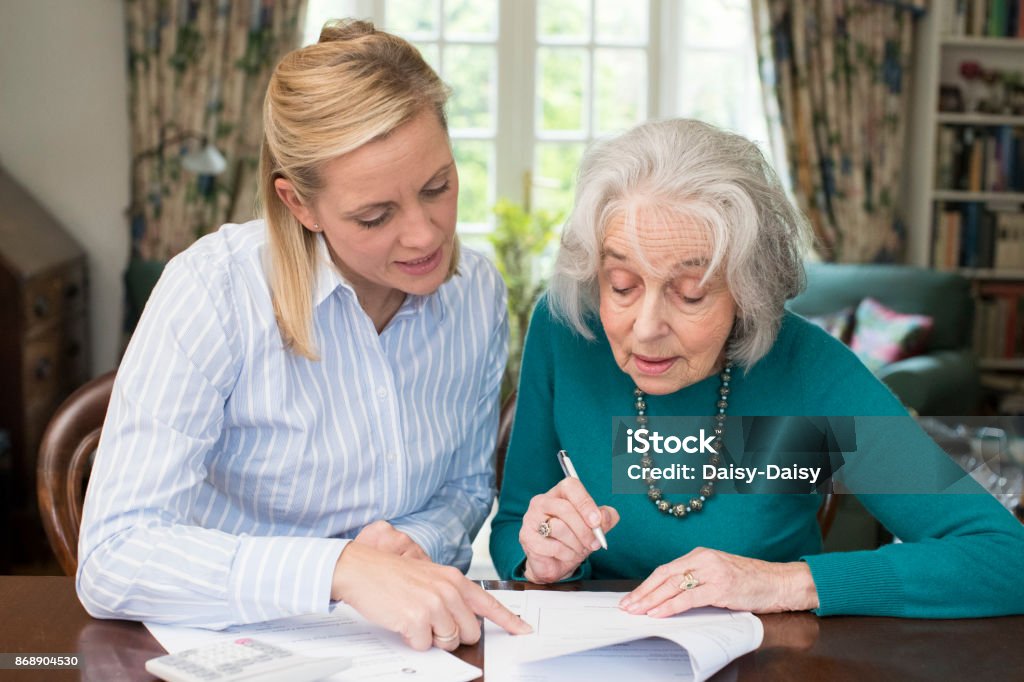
[311,234,446,324]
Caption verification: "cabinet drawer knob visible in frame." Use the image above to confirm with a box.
[64,283,81,299]
[33,296,49,318]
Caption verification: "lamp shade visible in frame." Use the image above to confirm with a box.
[181,143,228,175]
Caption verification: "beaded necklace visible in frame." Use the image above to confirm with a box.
[635,361,732,518]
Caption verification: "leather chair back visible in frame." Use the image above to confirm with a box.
[37,371,116,575]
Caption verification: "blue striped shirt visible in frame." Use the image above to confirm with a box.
[77,220,508,628]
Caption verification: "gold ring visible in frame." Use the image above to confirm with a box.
[433,628,460,643]
[679,572,699,591]
[538,520,552,537]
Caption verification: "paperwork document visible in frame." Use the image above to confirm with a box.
[485,590,762,682]
[144,604,481,682]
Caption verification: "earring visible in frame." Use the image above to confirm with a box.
[313,223,320,231]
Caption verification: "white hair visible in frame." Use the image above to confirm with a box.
[548,118,812,368]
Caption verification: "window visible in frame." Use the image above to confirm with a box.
[529,0,653,215]
[303,0,769,236]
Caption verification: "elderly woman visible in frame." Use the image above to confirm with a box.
[78,20,529,648]
[490,118,1024,618]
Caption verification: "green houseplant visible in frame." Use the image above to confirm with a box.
[488,199,561,398]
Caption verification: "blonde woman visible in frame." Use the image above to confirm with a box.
[77,20,530,649]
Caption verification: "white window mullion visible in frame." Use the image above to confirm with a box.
[649,0,664,119]
[520,0,537,210]
[658,0,681,119]
[495,0,536,208]
[586,0,596,140]
[437,0,446,75]
[368,0,384,22]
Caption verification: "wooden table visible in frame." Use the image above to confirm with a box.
[2,576,1023,681]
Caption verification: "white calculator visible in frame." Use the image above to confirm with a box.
[145,637,352,682]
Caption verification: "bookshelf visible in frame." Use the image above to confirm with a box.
[905,0,1024,415]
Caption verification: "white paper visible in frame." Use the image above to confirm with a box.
[145,604,481,682]
[484,590,762,682]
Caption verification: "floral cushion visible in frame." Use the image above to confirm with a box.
[850,298,934,373]
[806,307,856,344]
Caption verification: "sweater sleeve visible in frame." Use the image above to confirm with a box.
[489,297,594,581]
[797,333,1024,618]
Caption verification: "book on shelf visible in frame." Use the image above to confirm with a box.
[934,125,1024,194]
[993,211,1024,268]
[932,202,1024,270]
[973,280,1024,360]
[968,131,985,190]
[933,203,955,269]
[989,0,1009,36]
[947,0,1024,37]
[936,127,957,189]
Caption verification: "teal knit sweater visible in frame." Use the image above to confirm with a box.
[490,297,1024,618]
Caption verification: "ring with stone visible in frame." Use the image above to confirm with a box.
[538,520,552,537]
[679,571,699,591]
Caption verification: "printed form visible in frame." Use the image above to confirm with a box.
[145,604,481,682]
[485,590,763,682]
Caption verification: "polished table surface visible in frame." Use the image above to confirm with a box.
[2,576,1024,681]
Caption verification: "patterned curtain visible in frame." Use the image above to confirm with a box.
[752,0,923,262]
[125,0,306,263]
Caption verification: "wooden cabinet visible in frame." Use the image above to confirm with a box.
[0,165,90,569]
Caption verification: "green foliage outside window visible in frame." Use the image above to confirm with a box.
[453,140,492,224]
[488,199,562,398]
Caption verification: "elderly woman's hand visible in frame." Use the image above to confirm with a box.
[618,547,819,616]
[520,478,619,583]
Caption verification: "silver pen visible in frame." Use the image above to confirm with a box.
[556,450,609,550]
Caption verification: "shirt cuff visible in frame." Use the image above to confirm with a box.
[229,536,349,624]
[389,517,452,566]
[801,551,903,617]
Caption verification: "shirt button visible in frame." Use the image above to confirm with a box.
[386,452,397,462]
[377,387,388,399]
